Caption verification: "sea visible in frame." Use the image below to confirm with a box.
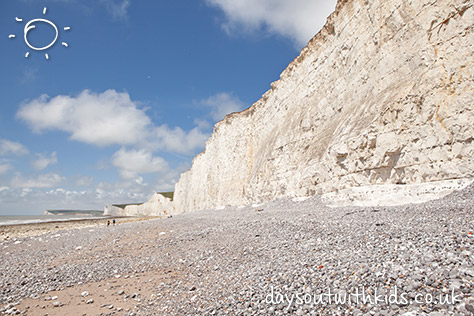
[0,214,109,226]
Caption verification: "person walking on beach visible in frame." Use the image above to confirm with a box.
[112,219,116,225]
[107,220,110,226]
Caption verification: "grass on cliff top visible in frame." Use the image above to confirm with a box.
[112,192,174,209]
[158,192,174,201]
[112,203,143,209]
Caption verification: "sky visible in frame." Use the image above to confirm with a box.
[0,0,337,215]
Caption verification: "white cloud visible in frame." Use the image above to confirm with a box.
[11,173,65,189]
[206,0,337,46]
[74,176,95,187]
[101,0,130,20]
[20,65,38,84]
[202,92,246,121]
[0,178,163,215]
[96,179,152,198]
[17,90,152,147]
[20,0,131,20]
[110,147,187,192]
[0,187,103,215]
[0,139,29,156]
[17,89,211,156]
[112,148,168,180]
[0,163,13,175]
[32,151,58,171]
[152,125,211,156]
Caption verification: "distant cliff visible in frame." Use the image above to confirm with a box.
[44,210,103,216]
[104,193,173,216]
[114,0,474,215]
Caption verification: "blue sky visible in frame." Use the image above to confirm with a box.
[0,0,336,215]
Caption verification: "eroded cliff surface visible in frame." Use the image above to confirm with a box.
[170,0,473,212]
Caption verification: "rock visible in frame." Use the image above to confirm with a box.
[450,280,462,291]
[81,291,89,297]
[465,304,474,313]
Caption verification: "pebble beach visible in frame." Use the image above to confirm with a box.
[0,185,473,316]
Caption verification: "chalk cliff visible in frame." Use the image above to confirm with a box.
[173,0,474,211]
[104,193,173,216]
[112,0,474,215]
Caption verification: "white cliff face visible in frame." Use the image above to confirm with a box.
[172,0,474,212]
[104,193,174,216]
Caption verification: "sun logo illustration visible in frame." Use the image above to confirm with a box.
[8,7,71,60]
